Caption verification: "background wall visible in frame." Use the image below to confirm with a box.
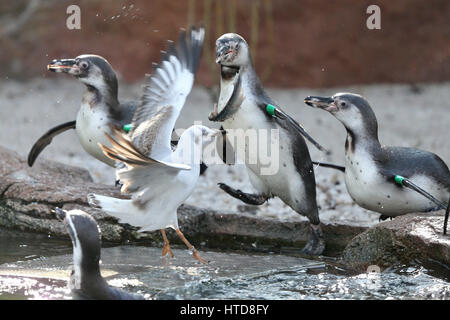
[0,0,449,87]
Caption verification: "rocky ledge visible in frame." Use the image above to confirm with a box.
[0,146,363,255]
[342,211,449,271]
[0,145,448,268]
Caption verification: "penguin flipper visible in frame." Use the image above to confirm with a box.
[27,120,76,166]
[259,103,328,153]
[218,183,267,205]
[312,161,346,172]
[216,126,235,165]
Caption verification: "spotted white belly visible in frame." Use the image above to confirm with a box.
[75,103,115,166]
[221,97,307,210]
[344,149,446,215]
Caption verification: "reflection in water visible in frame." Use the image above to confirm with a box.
[156,265,450,300]
[0,275,71,300]
[0,228,449,300]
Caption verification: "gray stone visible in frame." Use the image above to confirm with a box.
[342,211,450,271]
[0,146,365,254]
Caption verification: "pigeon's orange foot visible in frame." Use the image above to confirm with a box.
[162,242,174,258]
[191,248,207,264]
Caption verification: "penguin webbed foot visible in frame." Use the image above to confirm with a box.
[218,183,267,205]
[378,215,393,222]
[300,223,325,256]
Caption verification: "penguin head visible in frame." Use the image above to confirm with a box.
[54,208,102,288]
[48,54,118,94]
[215,33,250,67]
[305,93,378,135]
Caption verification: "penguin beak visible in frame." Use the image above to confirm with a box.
[53,207,66,221]
[215,45,228,64]
[47,59,78,73]
[215,45,236,64]
[304,96,339,113]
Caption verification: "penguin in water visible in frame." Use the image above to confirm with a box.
[305,93,450,234]
[27,28,207,174]
[210,33,326,255]
[54,208,145,300]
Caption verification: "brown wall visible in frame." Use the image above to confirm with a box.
[0,0,449,87]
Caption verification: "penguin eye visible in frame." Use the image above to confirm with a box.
[79,61,89,70]
[340,101,347,108]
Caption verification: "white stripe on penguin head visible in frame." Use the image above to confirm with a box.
[67,213,82,290]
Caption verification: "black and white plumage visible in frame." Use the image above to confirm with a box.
[27,33,207,174]
[54,208,144,300]
[305,93,450,224]
[87,27,217,263]
[210,33,325,256]
[28,54,137,167]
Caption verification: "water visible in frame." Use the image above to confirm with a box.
[0,228,449,300]
[158,265,450,300]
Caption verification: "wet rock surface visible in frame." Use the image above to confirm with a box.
[342,211,450,271]
[0,146,449,299]
[0,146,365,255]
[1,145,449,269]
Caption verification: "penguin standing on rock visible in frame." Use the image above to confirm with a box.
[305,93,450,234]
[54,208,145,300]
[209,33,326,255]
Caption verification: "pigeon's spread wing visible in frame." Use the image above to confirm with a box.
[98,127,191,207]
[130,26,205,159]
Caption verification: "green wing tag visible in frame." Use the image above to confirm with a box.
[123,124,132,133]
[394,175,405,186]
[266,104,276,116]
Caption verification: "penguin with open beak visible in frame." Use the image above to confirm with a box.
[305,93,450,234]
[210,33,326,256]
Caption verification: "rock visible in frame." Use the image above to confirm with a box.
[0,146,366,254]
[342,211,450,271]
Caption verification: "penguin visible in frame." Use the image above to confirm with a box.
[27,29,208,174]
[210,33,325,256]
[29,54,137,167]
[87,27,215,264]
[54,208,145,300]
[304,93,450,233]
